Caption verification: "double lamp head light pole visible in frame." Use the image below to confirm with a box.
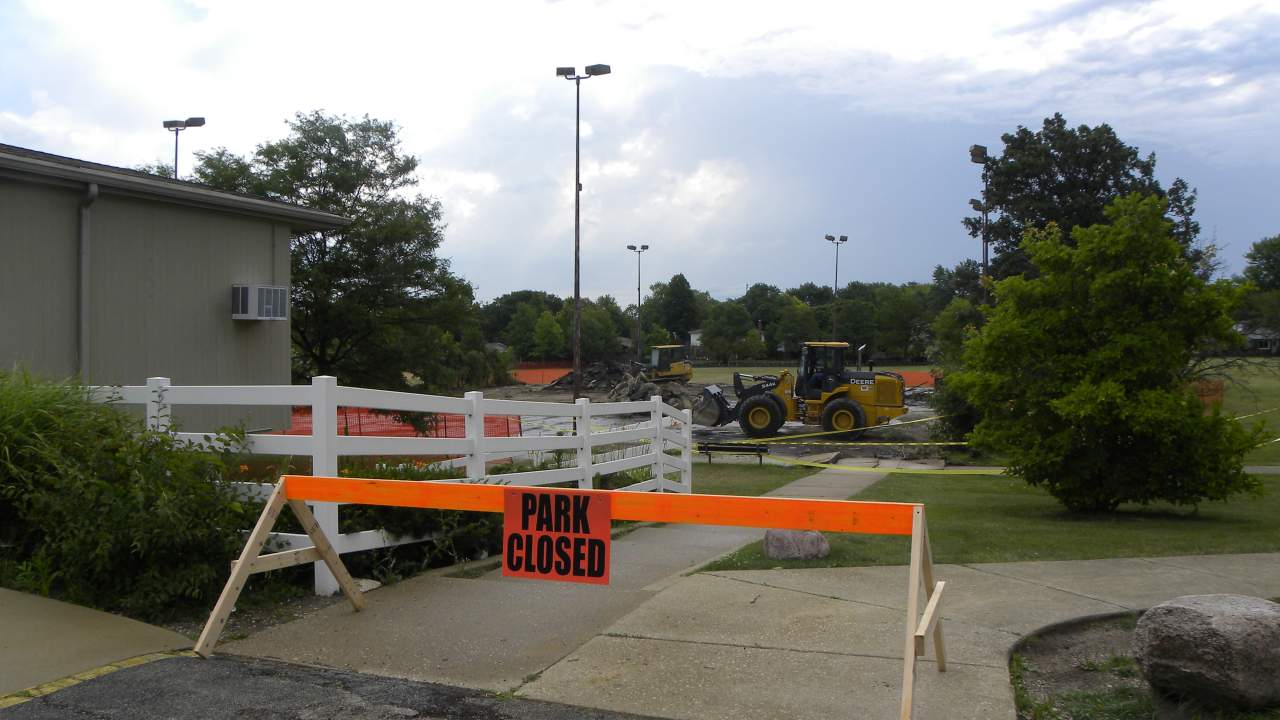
[825,234,848,336]
[556,63,611,399]
[626,244,649,361]
[969,144,991,296]
[162,116,205,179]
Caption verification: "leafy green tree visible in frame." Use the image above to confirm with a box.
[659,274,701,342]
[1244,235,1280,291]
[532,310,566,360]
[771,298,820,354]
[830,298,878,349]
[702,302,753,364]
[595,295,629,338]
[134,160,175,179]
[193,111,493,390]
[950,194,1260,512]
[482,291,562,340]
[928,260,982,314]
[874,284,929,359]
[930,298,983,367]
[965,113,1210,279]
[502,303,541,359]
[788,282,834,307]
[739,330,767,360]
[557,301,620,362]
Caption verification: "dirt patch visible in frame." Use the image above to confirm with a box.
[1010,613,1280,720]
[161,583,344,644]
[1013,613,1146,706]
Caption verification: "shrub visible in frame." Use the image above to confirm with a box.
[950,195,1263,512]
[0,371,257,618]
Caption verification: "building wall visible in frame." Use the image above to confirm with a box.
[0,178,294,430]
[0,179,80,378]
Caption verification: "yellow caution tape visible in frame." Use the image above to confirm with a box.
[723,414,949,445]
[763,440,969,447]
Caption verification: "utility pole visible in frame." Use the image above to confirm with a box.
[627,244,649,362]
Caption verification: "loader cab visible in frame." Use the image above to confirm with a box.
[797,342,849,400]
[650,344,686,369]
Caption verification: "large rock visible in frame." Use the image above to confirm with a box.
[763,529,830,560]
[1133,594,1280,711]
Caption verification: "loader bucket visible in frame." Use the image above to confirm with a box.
[692,384,735,427]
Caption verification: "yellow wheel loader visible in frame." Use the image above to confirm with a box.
[644,344,695,383]
[693,342,908,438]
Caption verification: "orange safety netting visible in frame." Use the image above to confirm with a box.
[279,407,522,438]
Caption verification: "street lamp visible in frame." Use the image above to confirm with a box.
[969,144,990,297]
[825,234,848,337]
[626,244,650,361]
[556,63,611,399]
[162,117,205,179]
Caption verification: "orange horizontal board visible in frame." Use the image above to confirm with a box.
[282,475,917,536]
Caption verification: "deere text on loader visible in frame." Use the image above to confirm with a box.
[693,342,908,438]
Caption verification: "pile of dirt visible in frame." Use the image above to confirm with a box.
[543,361,633,391]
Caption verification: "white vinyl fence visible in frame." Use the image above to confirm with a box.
[92,375,693,594]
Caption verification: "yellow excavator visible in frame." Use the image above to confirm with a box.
[644,344,695,383]
[693,341,908,437]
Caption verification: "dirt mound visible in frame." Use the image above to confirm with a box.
[543,360,633,391]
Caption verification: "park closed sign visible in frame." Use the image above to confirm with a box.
[502,487,611,585]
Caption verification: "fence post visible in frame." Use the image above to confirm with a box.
[576,397,593,489]
[310,375,340,596]
[682,407,694,493]
[651,395,663,492]
[465,391,485,482]
[145,376,171,431]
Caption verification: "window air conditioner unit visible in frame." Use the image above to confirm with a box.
[231,285,289,320]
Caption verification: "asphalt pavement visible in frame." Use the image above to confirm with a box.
[1,655,663,720]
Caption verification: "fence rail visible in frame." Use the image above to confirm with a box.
[92,375,693,595]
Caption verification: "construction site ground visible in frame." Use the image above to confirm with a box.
[487,362,945,463]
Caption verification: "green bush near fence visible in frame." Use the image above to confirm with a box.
[0,370,258,619]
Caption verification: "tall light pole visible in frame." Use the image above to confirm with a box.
[162,117,205,179]
[556,64,611,399]
[825,233,848,337]
[627,244,649,361]
[969,144,990,300]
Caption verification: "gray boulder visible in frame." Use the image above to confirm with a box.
[1133,594,1280,711]
[763,529,830,560]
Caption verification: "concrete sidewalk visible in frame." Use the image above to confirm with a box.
[223,458,895,690]
[0,588,190,696]
[519,553,1280,720]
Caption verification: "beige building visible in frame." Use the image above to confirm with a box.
[0,143,347,428]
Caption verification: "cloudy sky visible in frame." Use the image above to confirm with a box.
[2,0,1277,303]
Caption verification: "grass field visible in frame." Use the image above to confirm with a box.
[690,462,814,496]
[702,472,1280,571]
[1216,359,1280,463]
[690,364,933,386]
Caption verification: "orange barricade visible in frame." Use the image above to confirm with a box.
[196,475,947,719]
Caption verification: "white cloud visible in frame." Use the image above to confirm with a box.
[4,0,1277,298]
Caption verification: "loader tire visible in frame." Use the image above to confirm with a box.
[738,394,784,438]
[820,398,866,438]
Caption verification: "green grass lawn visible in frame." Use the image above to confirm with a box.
[690,364,932,385]
[1217,359,1280,464]
[691,462,814,496]
[702,472,1280,571]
